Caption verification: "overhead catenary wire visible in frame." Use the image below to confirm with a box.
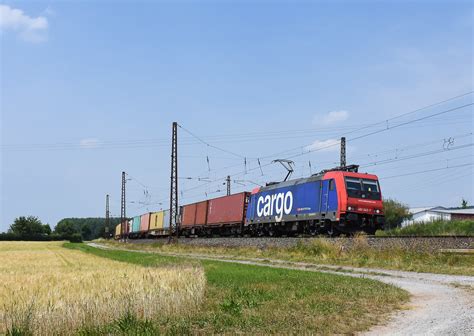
[176,95,474,183]
[1,119,470,152]
[197,101,474,187]
[179,131,473,183]
[359,143,473,168]
[3,92,472,153]
[380,162,473,180]
[367,154,474,174]
[118,92,474,207]
[177,123,246,159]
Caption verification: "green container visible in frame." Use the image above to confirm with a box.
[132,216,141,233]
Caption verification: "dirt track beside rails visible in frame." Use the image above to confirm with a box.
[89,242,473,336]
[128,236,474,252]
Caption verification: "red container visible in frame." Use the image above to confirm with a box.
[196,201,208,224]
[182,204,196,227]
[140,213,151,232]
[181,201,208,227]
[207,192,249,226]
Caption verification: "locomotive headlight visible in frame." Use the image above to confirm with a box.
[348,206,353,211]
[375,209,380,214]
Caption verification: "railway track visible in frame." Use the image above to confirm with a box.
[361,235,473,239]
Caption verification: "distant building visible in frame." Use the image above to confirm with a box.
[401,206,474,227]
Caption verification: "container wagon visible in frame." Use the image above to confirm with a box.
[114,223,121,239]
[128,216,141,238]
[149,210,171,236]
[180,192,250,237]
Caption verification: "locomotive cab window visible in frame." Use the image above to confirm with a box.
[345,178,362,191]
[362,179,379,192]
[329,179,335,191]
[345,177,381,200]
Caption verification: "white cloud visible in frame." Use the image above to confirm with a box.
[313,110,349,126]
[305,139,340,152]
[0,5,48,42]
[79,138,100,149]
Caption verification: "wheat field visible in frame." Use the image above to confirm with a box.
[0,241,206,335]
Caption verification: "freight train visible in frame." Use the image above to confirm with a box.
[115,165,385,238]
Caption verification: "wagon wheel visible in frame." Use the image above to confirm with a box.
[327,224,339,237]
[267,224,276,237]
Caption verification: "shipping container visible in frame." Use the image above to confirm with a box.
[150,211,164,230]
[115,224,121,237]
[127,219,132,234]
[163,209,170,229]
[207,192,249,225]
[131,216,141,233]
[140,213,151,232]
[181,200,208,227]
[181,203,196,226]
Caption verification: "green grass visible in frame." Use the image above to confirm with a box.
[376,219,474,236]
[65,243,408,335]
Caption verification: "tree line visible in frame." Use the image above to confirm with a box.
[0,216,121,242]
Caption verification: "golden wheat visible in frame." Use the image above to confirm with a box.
[0,241,206,335]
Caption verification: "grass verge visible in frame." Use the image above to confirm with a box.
[376,219,474,236]
[102,235,474,276]
[67,243,409,335]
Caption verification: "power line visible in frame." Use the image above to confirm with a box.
[125,173,150,190]
[368,154,474,174]
[177,94,473,183]
[1,118,470,152]
[217,102,474,182]
[177,123,246,159]
[113,92,474,206]
[359,143,473,168]
[380,162,473,180]
[5,92,471,153]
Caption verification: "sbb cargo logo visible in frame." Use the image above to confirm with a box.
[256,191,293,222]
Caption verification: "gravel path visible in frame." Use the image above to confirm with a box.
[87,243,474,335]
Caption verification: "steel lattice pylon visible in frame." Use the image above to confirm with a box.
[169,122,179,242]
[120,172,126,241]
[340,137,346,167]
[105,194,110,239]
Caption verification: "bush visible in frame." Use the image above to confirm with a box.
[383,199,412,229]
[69,233,83,243]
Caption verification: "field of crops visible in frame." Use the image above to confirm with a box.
[0,242,205,335]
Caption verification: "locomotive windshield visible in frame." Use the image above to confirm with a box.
[345,177,381,200]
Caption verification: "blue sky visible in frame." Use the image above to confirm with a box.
[1,0,473,231]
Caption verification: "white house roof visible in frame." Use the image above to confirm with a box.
[437,208,474,215]
[408,206,474,215]
[408,206,446,214]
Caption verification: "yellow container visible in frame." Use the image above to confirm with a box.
[115,224,121,237]
[150,211,164,230]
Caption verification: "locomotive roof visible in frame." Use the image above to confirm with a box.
[261,170,379,192]
[261,173,325,191]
